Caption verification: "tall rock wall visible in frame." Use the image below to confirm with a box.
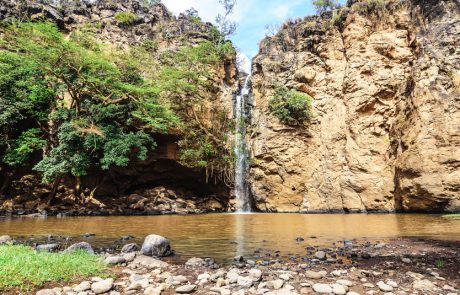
[249,0,460,212]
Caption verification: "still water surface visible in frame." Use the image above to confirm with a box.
[1,213,459,262]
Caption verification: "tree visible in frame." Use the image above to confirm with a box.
[215,0,237,39]
[0,22,178,197]
[312,0,339,14]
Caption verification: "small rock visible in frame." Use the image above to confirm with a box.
[306,270,327,279]
[413,279,436,291]
[0,235,12,244]
[175,284,197,294]
[269,279,284,290]
[386,280,398,288]
[121,243,139,253]
[402,258,411,263]
[315,251,326,260]
[249,268,262,281]
[198,273,210,280]
[74,281,91,292]
[337,280,353,287]
[313,283,333,293]
[91,278,114,294]
[185,257,205,266]
[132,255,168,269]
[36,289,56,295]
[123,252,136,262]
[346,292,360,295]
[36,244,59,252]
[237,276,253,288]
[63,242,94,254]
[296,237,305,242]
[377,281,393,292]
[234,255,244,262]
[279,273,291,281]
[104,256,126,265]
[332,283,347,295]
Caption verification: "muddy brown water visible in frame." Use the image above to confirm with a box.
[1,213,459,262]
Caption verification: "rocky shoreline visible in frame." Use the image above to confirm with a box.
[1,234,459,294]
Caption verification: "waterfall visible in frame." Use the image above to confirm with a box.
[234,75,251,212]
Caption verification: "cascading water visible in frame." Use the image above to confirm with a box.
[234,75,251,212]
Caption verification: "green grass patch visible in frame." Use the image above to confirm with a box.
[0,245,107,291]
[443,214,460,219]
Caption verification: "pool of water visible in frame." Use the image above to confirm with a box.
[1,213,459,262]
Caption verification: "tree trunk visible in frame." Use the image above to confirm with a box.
[47,175,62,206]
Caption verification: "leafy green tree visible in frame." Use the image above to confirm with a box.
[268,85,313,126]
[0,22,178,197]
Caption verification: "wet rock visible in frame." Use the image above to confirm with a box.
[306,270,327,279]
[121,243,139,253]
[234,255,244,262]
[74,281,91,292]
[36,289,56,295]
[63,242,94,254]
[104,255,126,265]
[175,284,197,294]
[312,283,333,293]
[91,278,114,294]
[81,233,95,238]
[36,244,59,252]
[296,237,305,242]
[0,235,12,244]
[185,257,205,266]
[377,281,393,292]
[141,234,172,257]
[315,251,326,260]
[120,235,134,241]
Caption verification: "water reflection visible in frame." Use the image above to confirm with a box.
[0,213,459,262]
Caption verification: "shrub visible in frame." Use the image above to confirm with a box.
[114,11,138,25]
[268,86,313,126]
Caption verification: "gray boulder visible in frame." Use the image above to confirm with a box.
[63,242,94,254]
[141,234,172,257]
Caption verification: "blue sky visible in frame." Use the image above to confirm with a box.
[162,1,315,56]
[162,0,345,71]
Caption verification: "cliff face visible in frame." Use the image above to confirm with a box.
[0,0,238,215]
[249,0,460,212]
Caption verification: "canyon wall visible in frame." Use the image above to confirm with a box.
[249,0,460,212]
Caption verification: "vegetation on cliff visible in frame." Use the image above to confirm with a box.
[0,18,236,199]
[268,85,313,126]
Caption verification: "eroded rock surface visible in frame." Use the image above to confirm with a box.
[249,0,460,213]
